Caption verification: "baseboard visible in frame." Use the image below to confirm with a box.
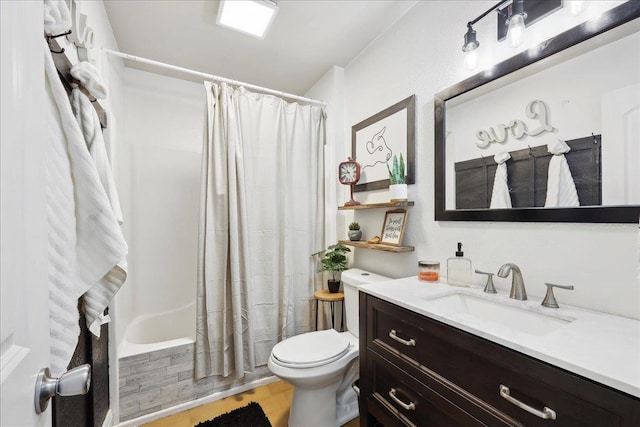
[113,375,279,427]
[102,409,113,427]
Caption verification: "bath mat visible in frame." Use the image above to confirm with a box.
[195,402,272,427]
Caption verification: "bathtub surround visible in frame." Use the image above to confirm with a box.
[196,82,326,380]
[118,341,271,421]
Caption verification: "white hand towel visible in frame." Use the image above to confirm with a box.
[71,89,124,224]
[45,41,127,374]
[71,88,127,336]
[545,139,580,207]
[70,62,108,100]
[44,0,71,35]
[490,151,512,208]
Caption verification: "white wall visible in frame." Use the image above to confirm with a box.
[317,1,639,319]
[305,66,347,250]
[116,68,203,333]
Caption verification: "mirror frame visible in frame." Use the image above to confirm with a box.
[435,1,640,223]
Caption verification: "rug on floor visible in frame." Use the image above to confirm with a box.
[195,402,272,427]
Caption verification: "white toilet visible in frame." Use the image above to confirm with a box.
[268,268,390,427]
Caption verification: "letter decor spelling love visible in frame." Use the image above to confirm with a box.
[475,100,555,148]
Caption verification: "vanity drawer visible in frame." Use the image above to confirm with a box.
[363,294,640,427]
[365,350,501,427]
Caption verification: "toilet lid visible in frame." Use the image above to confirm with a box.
[272,329,351,368]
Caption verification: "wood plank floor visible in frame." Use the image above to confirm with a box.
[142,380,359,427]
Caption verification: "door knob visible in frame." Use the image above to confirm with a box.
[34,364,91,414]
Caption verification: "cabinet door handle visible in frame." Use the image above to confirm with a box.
[389,388,416,411]
[499,385,556,420]
[389,329,416,346]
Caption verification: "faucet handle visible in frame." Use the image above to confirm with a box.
[475,270,497,294]
[541,283,574,308]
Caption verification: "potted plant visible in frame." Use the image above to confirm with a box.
[312,243,351,293]
[387,153,408,202]
[348,222,362,241]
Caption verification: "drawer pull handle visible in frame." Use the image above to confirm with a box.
[389,388,416,411]
[389,329,416,346]
[499,385,556,420]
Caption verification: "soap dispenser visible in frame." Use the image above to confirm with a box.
[447,242,472,287]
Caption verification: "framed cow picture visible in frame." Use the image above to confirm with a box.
[352,95,415,192]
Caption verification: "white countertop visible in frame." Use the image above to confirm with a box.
[360,276,640,398]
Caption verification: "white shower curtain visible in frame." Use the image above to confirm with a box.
[196,82,325,380]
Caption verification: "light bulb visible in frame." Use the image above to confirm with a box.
[507,13,526,48]
[565,1,588,17]
[461,24,479,71]
[464,49,478,70]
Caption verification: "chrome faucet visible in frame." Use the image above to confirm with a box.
[497,263,527,300]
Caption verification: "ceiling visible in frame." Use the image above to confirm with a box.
[103,0,417,96]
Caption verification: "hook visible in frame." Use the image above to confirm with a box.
[528,145,534,156]
[48,42,65,54]
[46,30,72,54]
[591,133,598,144]
[48,30,72,40]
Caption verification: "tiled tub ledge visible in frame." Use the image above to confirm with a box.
[119,343,270,421]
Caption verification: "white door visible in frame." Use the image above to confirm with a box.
[601,83,640,205]
[1,1,51,426]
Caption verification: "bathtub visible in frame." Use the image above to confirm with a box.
[117,300,273,423]
[118,302,196,359]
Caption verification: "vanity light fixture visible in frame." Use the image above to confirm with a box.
[216,0,279,39]
[461,0,563,70]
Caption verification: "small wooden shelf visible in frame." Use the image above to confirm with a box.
[338,201,414,211]
[338,240,414,252]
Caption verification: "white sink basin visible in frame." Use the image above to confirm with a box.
[425,293,574,336]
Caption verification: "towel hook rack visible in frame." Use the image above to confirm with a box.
[46,30,72,54]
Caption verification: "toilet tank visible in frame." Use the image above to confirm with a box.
[342,268,391,337]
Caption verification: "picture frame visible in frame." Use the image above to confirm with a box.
[352,95,415,192]
[380,209,408,246]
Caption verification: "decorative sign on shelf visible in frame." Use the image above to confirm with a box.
[475,99,555,148]
[380,209,407,246]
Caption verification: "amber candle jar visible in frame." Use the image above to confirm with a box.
[418,261,440,282]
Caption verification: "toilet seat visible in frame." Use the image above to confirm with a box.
[271,329,350,368]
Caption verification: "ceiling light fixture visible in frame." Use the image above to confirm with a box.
[216,0,279,39]
[461,0,563,70]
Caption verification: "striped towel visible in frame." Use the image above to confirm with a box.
[70,88,127,336]
[45,42,127,375]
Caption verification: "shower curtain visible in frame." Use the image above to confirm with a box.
[196,82,325,380]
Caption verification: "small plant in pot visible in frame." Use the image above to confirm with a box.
[312,243,351,293]
[387,153,408,202]
[348,222,362,241]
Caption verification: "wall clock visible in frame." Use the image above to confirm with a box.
[339,157,361,207]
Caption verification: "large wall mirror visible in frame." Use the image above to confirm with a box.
[435,2,640,223]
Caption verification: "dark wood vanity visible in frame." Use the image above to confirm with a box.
[358,293,640,426]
